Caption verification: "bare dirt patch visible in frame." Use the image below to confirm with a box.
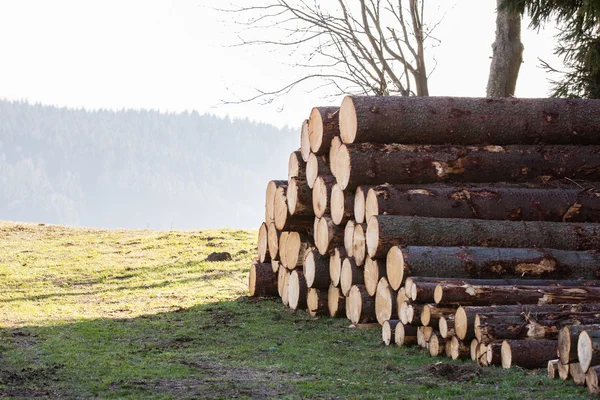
[425,362,482,382]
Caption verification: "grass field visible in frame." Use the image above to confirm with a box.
[0,221,594,399]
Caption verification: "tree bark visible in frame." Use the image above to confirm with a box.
[308,106,339,155]
[327,283,346,318]
[312,175,336,218]
[486,342,503,366]
[382,319,400,346]
[315,216,344,256]
[500,340,557,369]
[364,257,387,296]
[257,222,270,263]
[288,270,308,310]
[367,216,600,260]
[486,0,523,98]
[395,322,418,347]
[347,284,376,324]
[331,184,354,226]
[249,260,278,297]
[336,143,600,191]
[287,177,314,216]
[307,288,329,316]
[274,185,314,232]
[303,247,330,289]
[386,245,600,287]
[375,277,398,325]
[340,257,364,297]
[288,150,306,182]
[329,247,346,287]
[306,153,331,189]
[338,95,600,145]
[475,313,528,343]
[409,281,439,303]
[365,183,600,223]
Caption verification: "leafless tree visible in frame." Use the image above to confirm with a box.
[221,0,444,103]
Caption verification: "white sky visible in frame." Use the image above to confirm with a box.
[0,0,560,128]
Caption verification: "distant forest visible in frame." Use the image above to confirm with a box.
[0,100,297,229]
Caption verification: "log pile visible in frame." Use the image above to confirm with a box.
[249,95,600,395]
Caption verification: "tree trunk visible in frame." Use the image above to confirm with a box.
[288,270,308,310]
[409,281,439,303]
[315,216,344,256]
[331,184,354,226]
[307,288,329,316]
[474,313,527,343]
[386,245,600,287]
[395,322,418,347]
[336,143,600,191]
[500,340,557,369]
[340,257,364,297]
[308,106,339,155]
[312,175,336,218]
[352,222,368,266]
[367,216,600,260]
[288,150,306,182]
[486,0,523,98]
[578,329,600,372]
[327,283,346,318]
[287,177,314,216]
[300,119,310,162]
[266,180,287,224]
[435,282,600,306]
[303,247,330,289]
[421,305,457,328]
[450,337,471,360]
[347,284,376,324]
[257,223,270,263]
[338,95,600,145]
[306,153,331,189]
[399,301,424,326]
[375,277,398,325]
[559,325,600,365]
[329,136,342,179]
[329,247,346,287]
[364,257,387,296]
[382,319,400,346]
[249,260,278,297]
[365,183,600,223]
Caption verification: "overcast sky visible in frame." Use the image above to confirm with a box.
[0,0,559,128]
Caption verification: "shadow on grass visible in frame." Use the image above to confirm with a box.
[0,297,594,400]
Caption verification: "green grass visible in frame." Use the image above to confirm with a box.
[0,221,594,399]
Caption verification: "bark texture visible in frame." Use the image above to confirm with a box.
[500,340,557,369]
[249,260,278,297]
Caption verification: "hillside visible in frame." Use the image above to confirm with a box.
[0,100,296,229]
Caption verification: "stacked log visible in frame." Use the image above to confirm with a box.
[249,95,600,396]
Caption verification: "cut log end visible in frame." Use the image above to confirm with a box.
[578,330,595,372]
[455,307,468,340]
[327,284,345,317]
[273,186,289,231]
[353,223,367,266]
[331,184,346,225]
[375,278,396,325]
[288,270,307,310]
[306,153,319,189]
[249,261,278,297]
[470,339,479,362]
[344,220,356,258]
[365,188,379,222]
[312,176,329,218]
[300,119,311,162]
[547,359,559,379]
[364,257,384,296]
[340,257,363,297]
[258,223,269,263]
[501,340,512,369]
[429,333,444,357]
[382,319,400,346]
[421,304,432,327]
[354,187,367,224]
[308,107,325,153]
[348,284,375,324]
[433,284,444,304]
[287,178,299,215]
[316,217,330,255]
[288,151,303,182]
[336,144,351,190]
[386,246,405,291]
[587,366,600,394]
[558,326,573,365]
[366,216,380,259]
[339,96,357,144]
[267,222,280,261]
[558,360,570,380]
[307,288,328,317]
[329,136,342,179]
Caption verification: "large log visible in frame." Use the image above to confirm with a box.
[306,153,331,189]
[315,216,344,256]
[267,222,281,261]
[450,337,471,360]
[352,222,368,266]
[347,284,376,324]
[329,136,342,179]
[559,325,600,365]
[364,257,386,296]
[308,106,339,155]
[367,215,600,260]
[338,95,600,145]
[435,283,600,306]
[274,186,314,232]
[300,119,311,162]
[486,342,503,366]
[303,247,331,289]
[439,315,455,339]
[329,247,346,287]
[365,183,600,223]
[386,246,600,287]
[409,281,439,303]
[331,184,354,226]
[327,284,346,318]
[474,313,528,343]
[288,150,306,182]
[288,270,308,310]
[428,333,446,357]
[500,340,558,369]
[335,143,600,191]
[287,177,314,216]
[307,288,329,316]
[382,319,400,346]
[249,260,278,297]
[257,222,270,263]
[340,257,364,297]
[395,322,418,347]
[375,277,398,325]
[281,232,309,270]
[312,175,336,218]
[578,329,600,372]
[421,305,457,328]
[266,180,287,224]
